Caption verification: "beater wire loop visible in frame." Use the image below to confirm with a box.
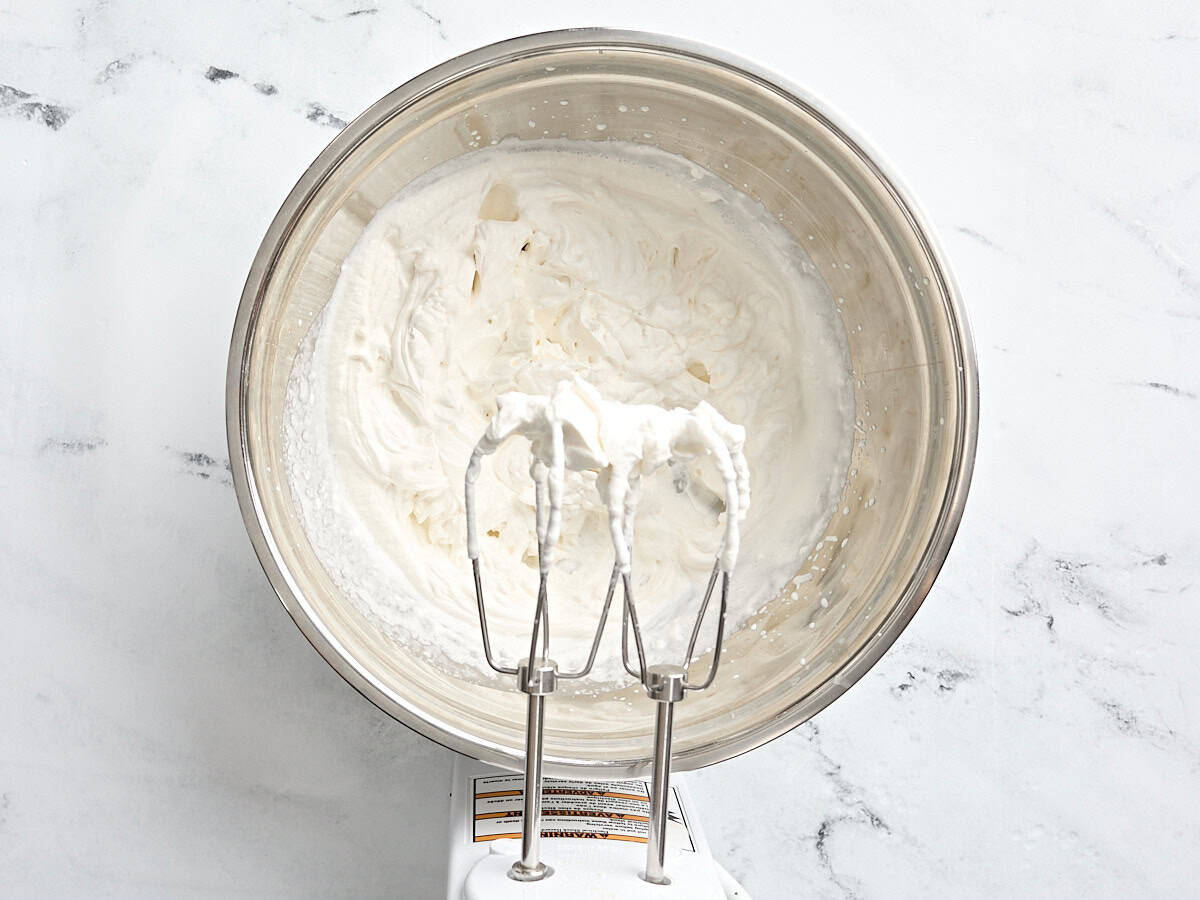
[467,445,612,681]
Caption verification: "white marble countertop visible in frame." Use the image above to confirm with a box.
[3,1,1197,896]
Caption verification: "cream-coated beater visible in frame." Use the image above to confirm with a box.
[460,382,749,895]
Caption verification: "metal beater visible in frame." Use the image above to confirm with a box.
[465,455,620,883]
[466,445,730,886]
[620,557,728,885]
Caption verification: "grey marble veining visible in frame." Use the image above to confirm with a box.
[2,1,1197,896]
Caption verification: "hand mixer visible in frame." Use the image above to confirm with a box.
[455,381,751,897]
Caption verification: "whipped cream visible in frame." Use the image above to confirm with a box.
[466,378,750,576]
[284,139,854,685]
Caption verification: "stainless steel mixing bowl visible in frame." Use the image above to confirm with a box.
[227,29,978,777]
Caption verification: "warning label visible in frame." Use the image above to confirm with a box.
[472,774,694,851]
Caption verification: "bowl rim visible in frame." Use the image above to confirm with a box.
[226,27,980,777]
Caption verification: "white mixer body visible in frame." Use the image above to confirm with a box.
[447,756,731,899]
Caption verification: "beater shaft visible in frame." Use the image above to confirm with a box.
[645,702,674,884]
[520,693,546,874]
[509,659,557,882]
[643,665,685,885]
